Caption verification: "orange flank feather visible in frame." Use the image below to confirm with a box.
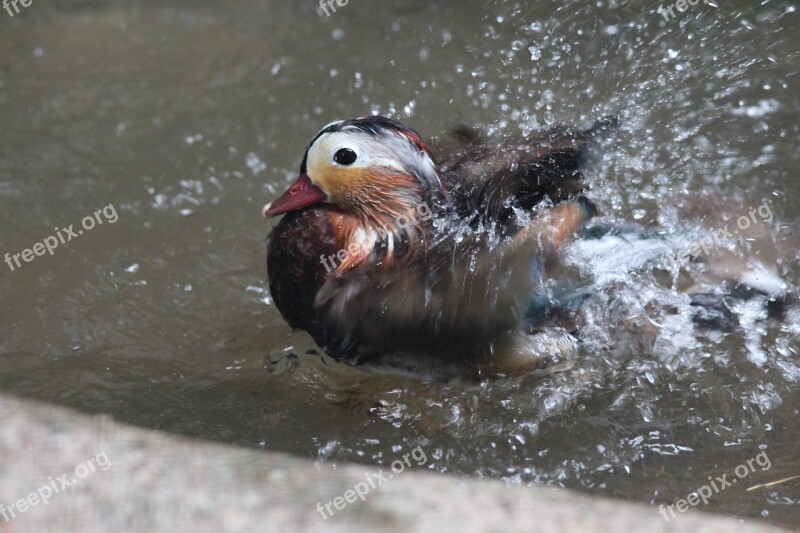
[513,201,588,254]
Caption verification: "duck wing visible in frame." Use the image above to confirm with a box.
[434,117,617,224]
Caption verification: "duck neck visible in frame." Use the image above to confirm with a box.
[332,188,436,273]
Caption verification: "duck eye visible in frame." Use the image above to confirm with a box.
[333,148,358,166]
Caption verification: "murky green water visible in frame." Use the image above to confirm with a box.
[1,0,798,527]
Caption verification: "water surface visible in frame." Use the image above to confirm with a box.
[0,0,798,527]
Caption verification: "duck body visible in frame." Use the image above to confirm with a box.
[264,116,616,380]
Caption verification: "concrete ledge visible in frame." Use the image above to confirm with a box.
[0,394,781,532]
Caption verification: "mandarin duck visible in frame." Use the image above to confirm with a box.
[262,116,617,380]
[262,116,789,380]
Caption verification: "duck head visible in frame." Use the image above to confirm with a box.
[263,116,449,270]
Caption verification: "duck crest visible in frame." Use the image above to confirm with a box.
[309,116,449,205]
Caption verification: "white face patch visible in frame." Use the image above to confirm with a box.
[305,127,437,190]
[307,131,374,172]
[306,130,400,179]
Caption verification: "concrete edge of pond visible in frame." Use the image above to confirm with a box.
[0,393,784,533]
